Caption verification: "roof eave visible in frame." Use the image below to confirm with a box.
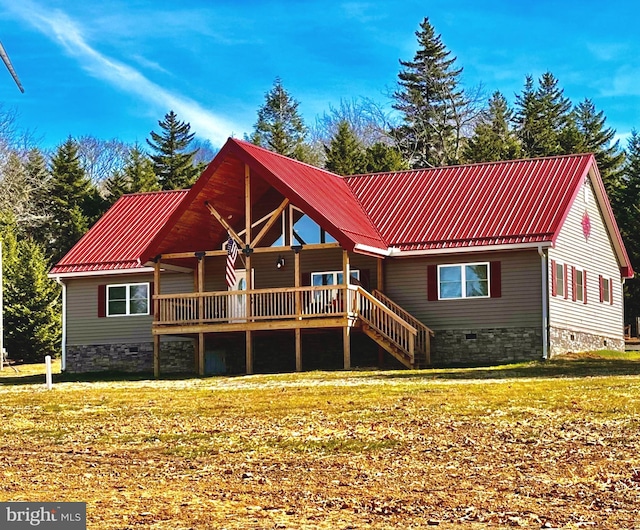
[388,241,553,257]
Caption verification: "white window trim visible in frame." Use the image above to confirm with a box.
[107,282,150,317]
[602,277,612,304]
[311,269,360,286]
[574,268,585,302]
[437,262,490,300]
[554,260,566,298]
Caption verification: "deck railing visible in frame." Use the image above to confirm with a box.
[372,289,434,365]
[352,286,417,363]
[154,285,353,325]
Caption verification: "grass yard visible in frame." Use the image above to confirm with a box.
[1,354,640,529]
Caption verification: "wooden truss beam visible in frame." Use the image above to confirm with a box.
[205,201,243,245]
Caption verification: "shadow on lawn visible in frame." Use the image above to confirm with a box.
[0,370,198,387]
[376,357,640,382]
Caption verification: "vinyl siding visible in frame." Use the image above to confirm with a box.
[66,272,192,345]
[548,173,623,339]
[385,250,542,330]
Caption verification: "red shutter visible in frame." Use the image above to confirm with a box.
[427,264,438,301]
[571,266,577,301]
[599,275,604,303]
[98,284,106,318]
[563,264,568,299]
[490,261,501,298]
[583,270,587,304]
[551,260,557,297]
[302,272,311,286]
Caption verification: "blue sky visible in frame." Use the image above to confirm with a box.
[0,0,638,151]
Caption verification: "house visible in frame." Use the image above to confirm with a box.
[49,138,633,375]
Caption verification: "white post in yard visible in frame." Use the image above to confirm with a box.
[45,355,52,390]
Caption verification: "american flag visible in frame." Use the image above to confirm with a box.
[226,235,238,289]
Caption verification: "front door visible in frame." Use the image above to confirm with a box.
[228,269,247,322]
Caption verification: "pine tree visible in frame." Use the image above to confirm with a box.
[364,143,408,173]
[47,138,93,263]
[514,72,571,157]
[4,236,60,362]
[392,17,469,168]
[146,111,199,190]
[0,214,60,363]
[105,144,159,202]
[249,78,309,161]
[464,91,521,163]
[619,131,640,326]
[564,99,625,195]
[324,121,367,175]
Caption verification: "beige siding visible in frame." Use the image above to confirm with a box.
[66,272,192,345]
[385,250,542,330]
[548,173,624,339]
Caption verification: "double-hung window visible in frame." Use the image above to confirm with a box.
[438,263,489,300]
[107,283,149,316]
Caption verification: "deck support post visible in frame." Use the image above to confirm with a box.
[294,247,302,371]
[343,249,351,370]
[153,259,161,378]
[196,253,205,374]
[153,335,160,378]
[198,332,205,376]
[244,164,254,375]
[343,325,351,370]
[377,258,384,291]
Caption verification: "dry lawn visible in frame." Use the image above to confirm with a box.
[1,354,640,529]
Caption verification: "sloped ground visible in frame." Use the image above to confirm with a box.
[1,354,639,529]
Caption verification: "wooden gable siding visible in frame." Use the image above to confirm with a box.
[548,173,623,339]
[66,272,193,346]
[384,250,542,330]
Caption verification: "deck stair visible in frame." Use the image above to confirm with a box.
[352,286,433,369]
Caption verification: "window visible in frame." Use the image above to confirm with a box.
[107,283,149,316]
[600,276,612,304]
[573,267,585,303]
[311,269,359,287]
[438,263,489,300]
[555,261,565,298]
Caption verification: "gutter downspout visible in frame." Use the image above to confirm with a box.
[538,245,549,360]
[55,277,66,372]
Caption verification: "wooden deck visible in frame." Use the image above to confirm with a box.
[152,285,432,373]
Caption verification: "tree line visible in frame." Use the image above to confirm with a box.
[1,16,639,362]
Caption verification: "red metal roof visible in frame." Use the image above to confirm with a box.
[50,190,188,275]
[228,139,387,251]
[53,141,632,278]
[346,154,594,251]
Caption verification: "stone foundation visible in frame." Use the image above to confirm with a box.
[432,327,543,366]
[66,340,195,374]
[549,327,624,357]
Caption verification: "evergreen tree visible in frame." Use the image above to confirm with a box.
[391,17,469,168]
[249,78,309,161]
[464,91,521,163]
[364,143,408,173]
[324,121,367,175]
[619,131,640,326]
[0,215,60,362]
[105,144,159,202]
[47,138,93,263]
[564,99,625,195]
[146,111,199,190]
[514,72,571,157]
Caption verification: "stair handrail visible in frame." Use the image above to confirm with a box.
[371,290,432,335]
[352,286,417,363]
[372,289,434,365]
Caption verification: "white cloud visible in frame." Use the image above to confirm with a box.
[3,0,239,146]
